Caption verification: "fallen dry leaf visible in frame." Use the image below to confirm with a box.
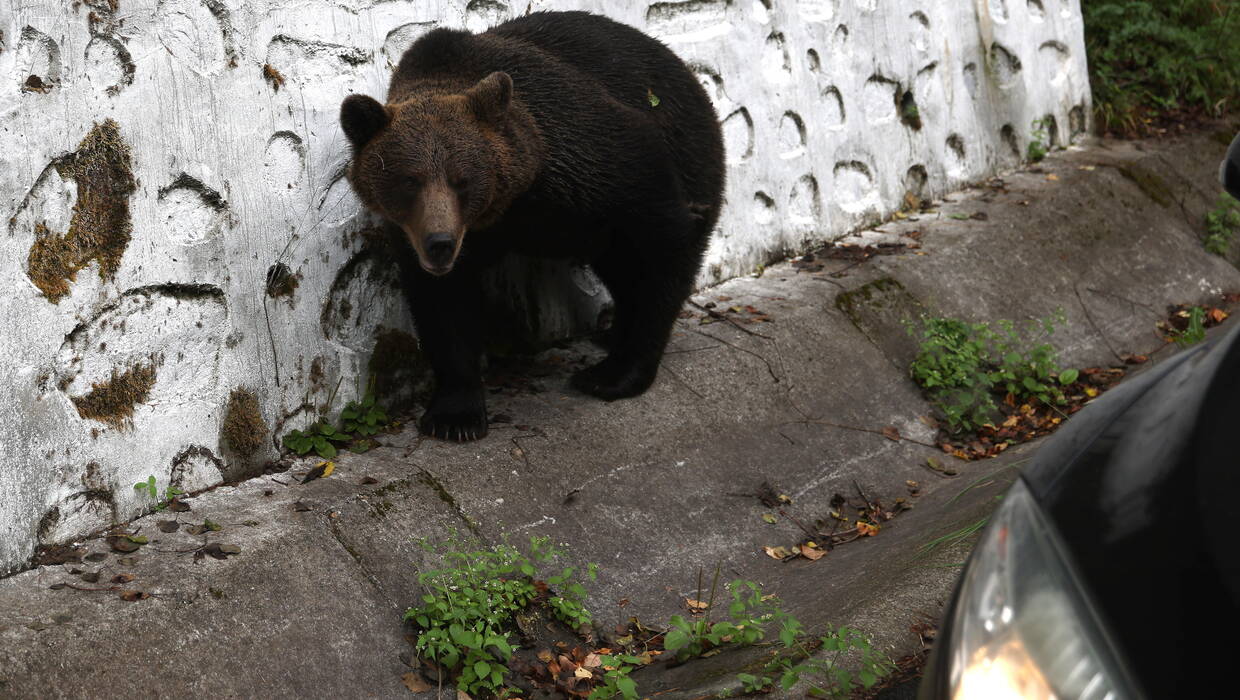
[761,513,777,524]
[856,521,880,537]
[118,590,149,602]
[574,667,593,680]
[583,653,602,669]
[685,598,709,613]
[764,545,793,560]
[799,543,826,561]
[881,426,901,442]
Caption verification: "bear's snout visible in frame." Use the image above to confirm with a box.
[422,233,457,273]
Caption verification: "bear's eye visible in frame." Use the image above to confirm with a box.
[449,175,469,190]
[402,174,422,189]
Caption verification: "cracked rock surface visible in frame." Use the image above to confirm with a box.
[2,130,1238,698]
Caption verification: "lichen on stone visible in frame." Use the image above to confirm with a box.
[26,119,135,303]
[221,388,268,457]
[70,360,157,428]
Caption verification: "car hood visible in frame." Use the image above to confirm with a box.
[1021,321,1240,694]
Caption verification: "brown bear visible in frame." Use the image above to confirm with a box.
[340,11,725,441]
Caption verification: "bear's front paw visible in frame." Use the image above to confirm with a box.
[419,389,488,442]
[571,360,655,401]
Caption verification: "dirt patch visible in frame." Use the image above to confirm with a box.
[70,360,156,428]
[222,389,268,457]
[1116,162,1173,208]
[26,119,135,303]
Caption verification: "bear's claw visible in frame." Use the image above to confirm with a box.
[418,389,488,442]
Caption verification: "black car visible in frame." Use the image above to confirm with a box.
[920,135,1240,699]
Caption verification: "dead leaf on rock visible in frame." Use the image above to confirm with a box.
[80,571,100,583]
[166,498,191,513]
[799,542,826,561]
[112,573,134,584]
[764,545,793,560]
[401,672,432,693]
[761,513,777,524]
[457,691,471,700]
[856,521,880,537]
[685,598,709,614]
[119,590,149,602]
[157,520,180,533]
[881,426,901,442]
[360,477,379,485]
[194,543,241,562]
[107,536,141,553]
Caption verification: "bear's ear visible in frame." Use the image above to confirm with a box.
[340,94,390,151]
[466,71,513,124]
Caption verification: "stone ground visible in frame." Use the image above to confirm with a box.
[2,126,1238,699]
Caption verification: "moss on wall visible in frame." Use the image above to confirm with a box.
[26,119,135,302]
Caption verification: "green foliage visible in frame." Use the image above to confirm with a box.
[909,312,1075,432]
[282,384,391,458]
[757,626,895,698]
[404,536,595,697]
[132,475,184,510]
[663,580,773,661]
[1084,1,1239,134]
[1205,194,1240,256]
[1170,306,1208,347]
[589,656,641,700]
[1027,117,1052,162]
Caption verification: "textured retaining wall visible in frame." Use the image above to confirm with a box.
[0,0,1090,575]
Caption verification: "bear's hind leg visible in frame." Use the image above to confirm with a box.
[572,216,703,401]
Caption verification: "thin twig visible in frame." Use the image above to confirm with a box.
[783,419,939,448]
[854,480,875,513]
[660,361,705,400]
[687,300,774,340]
[777,508,818,540]
[1074,283,1124,364]
[687,327,780,383]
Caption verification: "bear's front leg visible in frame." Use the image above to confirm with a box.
[402,263,489,442]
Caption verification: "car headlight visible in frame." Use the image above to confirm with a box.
[945,479,1142,700]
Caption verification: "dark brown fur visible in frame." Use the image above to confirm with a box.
[341,11,725,441]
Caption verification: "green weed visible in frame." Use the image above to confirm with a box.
[132,475,183,510]
[1170,306,1208,347]
[404,536,595,697]
[1205,194,1240,256]
[282,382,391,458]
[908,312,1075,432]
[1027,117,1052,162]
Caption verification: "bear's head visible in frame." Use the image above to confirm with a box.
[340,72,514,276]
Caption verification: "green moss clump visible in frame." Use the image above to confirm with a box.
[222,388,268,457]
[27,120,135,303]
[71,361,157,428]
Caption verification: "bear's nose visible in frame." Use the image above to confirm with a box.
[424,233,456,267]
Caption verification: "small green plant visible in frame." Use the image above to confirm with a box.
[664,579,773,661]
[908,312,1075,432]
[756,626,895,698]
[133,475,184,510]
[281,420,349,458]
[1026,117,1052,162]
[404,536,595,697]
[282,382,392,458]
[1170,306,1207,347]
[589,656,641,700]
[1205,194,1240,256]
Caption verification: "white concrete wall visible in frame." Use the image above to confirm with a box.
[0,0,1090,575]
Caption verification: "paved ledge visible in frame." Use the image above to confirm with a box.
[2,127,1237,698]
